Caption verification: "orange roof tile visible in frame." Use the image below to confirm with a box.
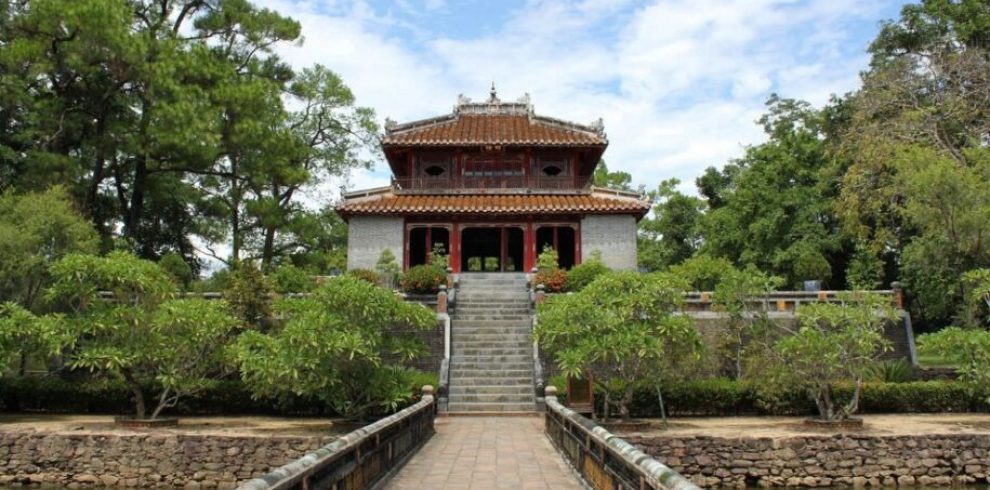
[337,190,650,217]
[383,114,606,147]
[382,94,607,147]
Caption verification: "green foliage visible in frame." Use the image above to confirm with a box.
[535,271,702,420]
[536,245,559,271]
[917,326,990,403]
[348,268,379,284]
[565,255,610,292]
[400,264,447,294]
[0,0,371,269]
[845,242,885,290]
[962,269,990,327]
[711,267,783,379]
[0,187,99,309]
[429,243,449,270]
[667,255,736,291]
[0,302,69,374]
[866,359,915,383]
[231,275,435,419]
[698,96,847,288]
[46,252,239,419]
[159,252,194,290]
[765,293,899,420]
[638,178,705,271]
[467,257,482,272]
[375,250,401,289]
[223,261,274,329]
[592,161,633,191]
[484,257,499,272]
[269,263,315,294]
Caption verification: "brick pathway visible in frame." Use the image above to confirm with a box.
[384,415,584,489]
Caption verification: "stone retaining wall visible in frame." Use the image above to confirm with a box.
[0,431,334,488]
[624,433,990,487]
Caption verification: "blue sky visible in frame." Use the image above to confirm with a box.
[254,0,910,197]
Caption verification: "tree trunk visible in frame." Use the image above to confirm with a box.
[262,224,276,271]
[150,387,171,420]
[122,371,146,419]
[619,382,635,421]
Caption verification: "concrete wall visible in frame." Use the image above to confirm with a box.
[624,432,990,488]
[580,215,638,270]
[346,216,404,271]
[0,431,333,488]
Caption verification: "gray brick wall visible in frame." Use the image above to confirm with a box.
[346,216,404,271]
[580,215,638,270]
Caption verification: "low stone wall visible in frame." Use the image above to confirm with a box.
[624,433,990,487]
[0,430,334,488]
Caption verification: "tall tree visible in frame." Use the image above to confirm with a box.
[838,0,990,323]
[699,95,850,288]
[637,178,705,271]
[592,161,633,191]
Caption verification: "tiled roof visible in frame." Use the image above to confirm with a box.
[382,93,607,147]
[337,190,650,217]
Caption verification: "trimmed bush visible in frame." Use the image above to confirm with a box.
[565,260,609,292]
[270,264,315,293]
[587,379,988,418]
[400,264,447,294]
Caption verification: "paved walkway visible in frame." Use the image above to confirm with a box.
[384,415,584,490]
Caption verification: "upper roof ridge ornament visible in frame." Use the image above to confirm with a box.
[488,82,500,104]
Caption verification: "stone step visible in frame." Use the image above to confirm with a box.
[449,385,533,395]
[451,353,531,361]
[447,402,537,412]
[452,376,532,385]
[454,328,532,336]
[452,314,531,321]
[454,318,531,325]
[451,334,533,345]
[452,340,532,348]
[453,347,531,356]
[448,393,534,403]
[457,295,529,300]
[450,368,534,377]
[450,361,532,370]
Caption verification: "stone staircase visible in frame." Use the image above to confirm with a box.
[448,273,537,413]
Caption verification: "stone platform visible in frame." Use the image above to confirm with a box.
[383,415,582,489]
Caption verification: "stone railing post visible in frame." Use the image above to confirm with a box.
[437,284,448,314]
[892,281,904,309]
[535,284,546,304]
[545,385,558,401]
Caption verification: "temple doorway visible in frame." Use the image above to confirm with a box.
[461,227,524,272]
[408,226,450,267]
[536,226,576,269]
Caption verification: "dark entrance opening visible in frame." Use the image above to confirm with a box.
[536,226,576,269]
[461,227,523,272]
[408,226,450,268]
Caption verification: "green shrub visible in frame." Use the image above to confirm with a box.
[159,252,194,289]
[224,261,274,329]
[348,268,379,284]
[269,264,315,293]
[401,265,447,294]
[0,377,332,416]
[467,257,482,272]
[565,259,609,292]
[590,378,986,417]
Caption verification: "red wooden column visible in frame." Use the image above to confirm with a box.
[450,222,461,273]
[574,221,582,266]
[523,221,535,271]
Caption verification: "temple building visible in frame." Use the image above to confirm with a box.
[337,89,650,273]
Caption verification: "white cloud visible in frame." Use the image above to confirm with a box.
[252,0,900,194]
